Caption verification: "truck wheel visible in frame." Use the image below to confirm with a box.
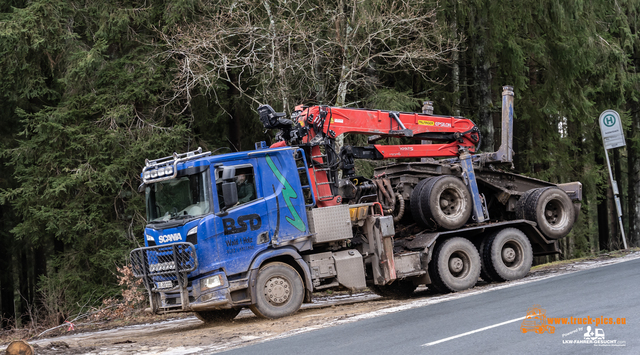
[410,177,435,226]
[420,176,472,230]
[478,237,494,283]
[520,187,575,240]
[428,237,480,292]
[195,308,241,323]
[481,228,533,282]
[249,262,304,319]
[515,189,536,220]
[370,280,417,299]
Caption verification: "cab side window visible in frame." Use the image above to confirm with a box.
[216,165,257,208]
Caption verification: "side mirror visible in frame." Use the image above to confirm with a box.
[222,181,238,208]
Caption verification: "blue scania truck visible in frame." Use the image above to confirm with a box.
[130,87,582,321]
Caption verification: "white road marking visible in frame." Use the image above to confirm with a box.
[421,316,526,347]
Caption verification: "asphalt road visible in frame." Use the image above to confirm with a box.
[221,258,639,355]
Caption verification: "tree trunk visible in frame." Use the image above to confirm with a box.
[227,72,242,152]
[594,135,609,252]
[315,56,328,104]
[451,2,460,116]
[19,248,29,325]
[472,2,493,152]
[629,107,640,247]
[33,245,47,312]
[0,222,15,329]
[334,0,352,157]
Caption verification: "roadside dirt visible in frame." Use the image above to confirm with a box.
[3,250,639,355]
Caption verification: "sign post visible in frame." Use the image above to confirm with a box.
[598,110,628,249]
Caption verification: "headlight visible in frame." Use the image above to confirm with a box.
[143,171,151,180]
[165,165,173,175]
[201,274,223,290]
[157,167,165,176]
[150,169,158,178]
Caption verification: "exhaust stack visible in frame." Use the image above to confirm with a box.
[490,85,514,163]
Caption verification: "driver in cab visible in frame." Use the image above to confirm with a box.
[236,174,255,204]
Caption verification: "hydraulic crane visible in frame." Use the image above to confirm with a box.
[258,93,491,225]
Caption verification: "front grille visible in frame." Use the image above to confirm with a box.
[130,242,198,284]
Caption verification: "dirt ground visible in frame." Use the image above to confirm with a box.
[3,249,639,355]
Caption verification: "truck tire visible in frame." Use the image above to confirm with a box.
[478,237,494,283]
[249,262,304,319]
[515,189,536,220]
[428,237,481,293]
[519,187,575,240]
[481,228,533,282]
[410,177,435,226]
[195,308,241,323]
[420,175,472,230]
[370,280,417,299]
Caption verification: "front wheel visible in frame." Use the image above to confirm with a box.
[249,262,304,319]
[428,237,481,293]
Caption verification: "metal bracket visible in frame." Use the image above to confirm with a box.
[459,149,488,223]
[388,112,413,137]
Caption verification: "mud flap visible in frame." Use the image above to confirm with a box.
[364,215,397,285]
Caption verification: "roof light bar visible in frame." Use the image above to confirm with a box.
[141,147,211,184]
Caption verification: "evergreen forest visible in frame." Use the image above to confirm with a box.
[1,0,639,329]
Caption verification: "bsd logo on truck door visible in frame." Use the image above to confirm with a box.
[223,214,262,235]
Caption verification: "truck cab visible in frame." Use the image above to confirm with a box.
[131,145,318,318]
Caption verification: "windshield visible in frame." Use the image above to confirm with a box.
[145,170,212,223]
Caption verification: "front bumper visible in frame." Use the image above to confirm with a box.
[130,243,235,313]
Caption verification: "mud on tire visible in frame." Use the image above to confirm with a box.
[516,187,575,240]
[249,262,304,319]
[412,175,472,230]
[481,228,533,282]
[410,177,435,226]
[428,237,481,293]
[478,237,494,283]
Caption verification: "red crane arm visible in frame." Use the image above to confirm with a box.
[294,105,480,157]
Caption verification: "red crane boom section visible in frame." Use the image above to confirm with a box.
[295,106,479,158]
[266,105,481,206]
